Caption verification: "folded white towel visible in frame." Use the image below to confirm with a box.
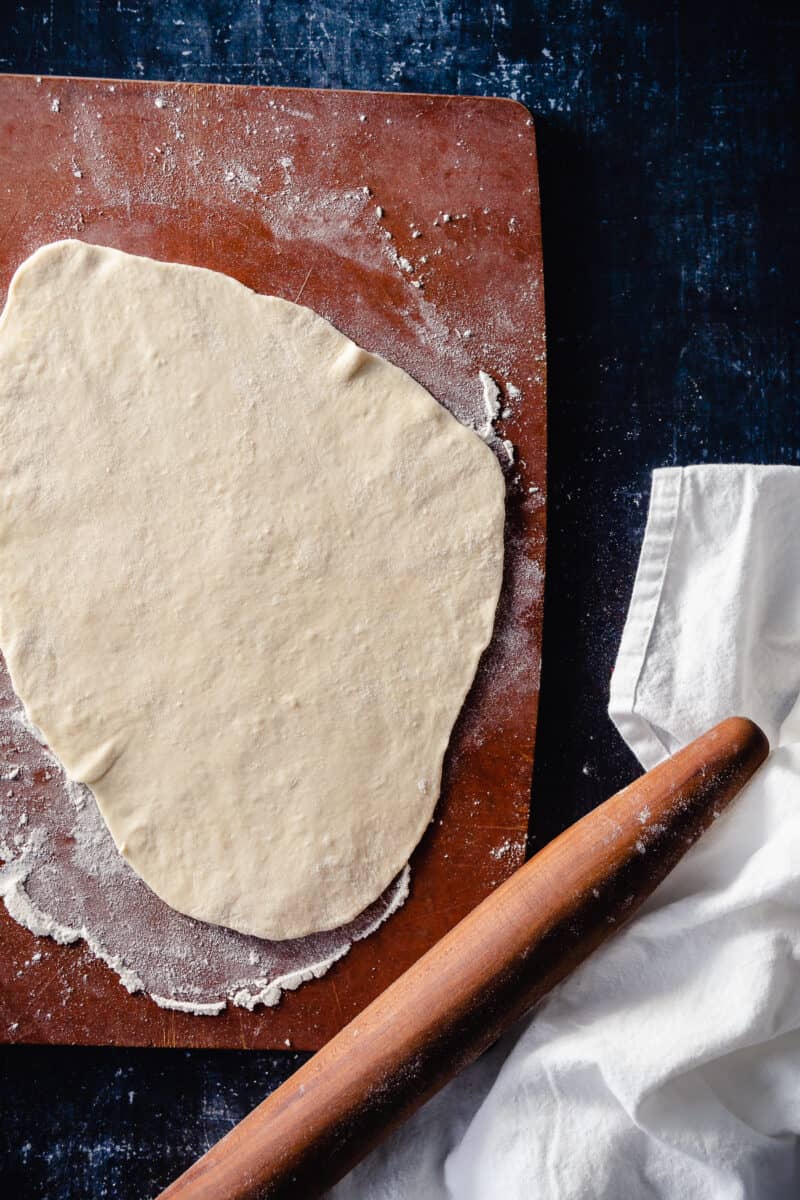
[333,464,800,1200]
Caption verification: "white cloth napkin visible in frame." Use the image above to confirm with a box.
[332,464,800,1200]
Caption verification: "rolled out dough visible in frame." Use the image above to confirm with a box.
[0,241,505,940]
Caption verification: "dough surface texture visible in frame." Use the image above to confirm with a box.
[0,241,505,939]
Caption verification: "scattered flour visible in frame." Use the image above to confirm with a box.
[151,995,226,1016]
[478,370,501,434]
[475,372,515,465]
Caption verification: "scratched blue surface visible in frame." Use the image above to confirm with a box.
[0,2,798,1196]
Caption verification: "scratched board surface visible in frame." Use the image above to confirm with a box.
[1,3,798,1199]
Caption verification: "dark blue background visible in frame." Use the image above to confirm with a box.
[1,2,798,1196]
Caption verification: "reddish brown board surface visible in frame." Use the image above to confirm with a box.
[0,74,545,1050]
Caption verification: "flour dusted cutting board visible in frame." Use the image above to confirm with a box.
[0,74,545,1050]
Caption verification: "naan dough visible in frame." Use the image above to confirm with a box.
[0,241,504,939]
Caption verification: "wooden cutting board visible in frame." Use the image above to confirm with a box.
[0,74,545,1050]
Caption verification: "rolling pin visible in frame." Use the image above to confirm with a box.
[159,716,768,1200]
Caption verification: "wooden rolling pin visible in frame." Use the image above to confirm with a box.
[159,716,768,1200]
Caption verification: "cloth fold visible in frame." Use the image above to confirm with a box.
[333,464,800,1200]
